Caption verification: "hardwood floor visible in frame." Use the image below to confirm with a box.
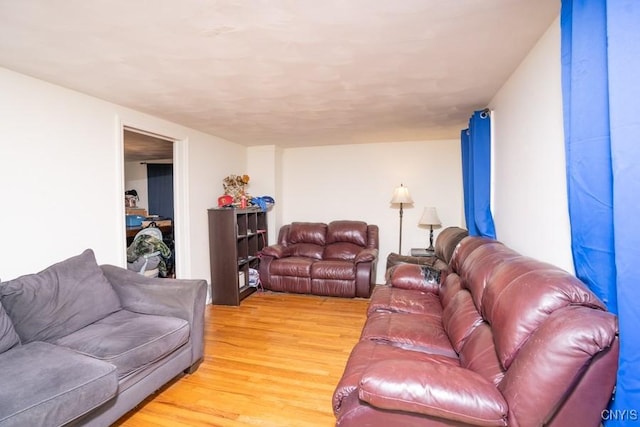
[114,291,369,427]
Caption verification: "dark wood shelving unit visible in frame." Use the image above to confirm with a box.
[207,207,268,305]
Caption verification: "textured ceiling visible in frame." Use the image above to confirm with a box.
[0,0,559,147]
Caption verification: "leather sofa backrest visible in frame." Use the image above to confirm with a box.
[483,262,606,369]
[326,221,368,246]
[446,236,617,425]
[276,221,379,261]
[449,236,496,274]
[283,222,327,259]
[324,221,371,261]
[288,222,327,245]
[434,226,469,264]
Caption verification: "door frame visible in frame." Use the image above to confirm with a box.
[115,117,191,278]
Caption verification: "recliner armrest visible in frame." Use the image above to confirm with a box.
[359,360,508,426]
[260,244,290,259]
[355,248,378,264]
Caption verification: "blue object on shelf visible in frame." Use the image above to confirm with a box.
[126,215,145,227]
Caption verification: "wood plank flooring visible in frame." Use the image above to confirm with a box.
[114,291,369,427]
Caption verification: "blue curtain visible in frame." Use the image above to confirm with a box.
[461,110,496,238]
[561,0,640,423]
[147,163,174,220]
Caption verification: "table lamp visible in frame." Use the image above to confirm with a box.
[390,184,413,253]
[419,207,441,253]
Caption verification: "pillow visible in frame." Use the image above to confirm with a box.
[0,302,20,353]
[0,249,122,343]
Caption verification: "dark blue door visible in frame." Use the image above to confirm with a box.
[147,163,173,219]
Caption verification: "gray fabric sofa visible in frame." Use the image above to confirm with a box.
[0,249,207,427]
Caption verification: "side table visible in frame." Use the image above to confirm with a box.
[410,248,435,257]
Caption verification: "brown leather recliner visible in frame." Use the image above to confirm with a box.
[333,231,619,426]
[258,220,379,298]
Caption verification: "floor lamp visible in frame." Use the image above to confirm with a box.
[390,184,413,254]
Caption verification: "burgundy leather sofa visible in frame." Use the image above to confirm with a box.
[333,230,619,427]
[258,220,379,298]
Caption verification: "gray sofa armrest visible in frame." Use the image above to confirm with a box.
[100,265,208,369]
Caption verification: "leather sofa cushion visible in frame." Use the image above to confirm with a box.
[327,220,368,246]
[288,222,327,246]
[0,341,117,427]
[333,340,459,416]
[53,309,189,379]
[0,303,19,353]
[359,359,508,426]
[0,249,122,343]
[442,290,483,353]
[288,243,324,260]
[270,257,314,277]
[361,312,457,358]
[311,260,355,280]
[367,286,443,317]
[458,323,505,386]
[323,242,362,261]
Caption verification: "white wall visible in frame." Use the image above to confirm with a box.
[124,161,149,211]
[247,145,283,244]
[0,67,245,282]
[489,17,574,273]
[280,140,463,282]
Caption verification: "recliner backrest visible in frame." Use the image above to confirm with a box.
[324,221,375,261]
[284,222,327,259]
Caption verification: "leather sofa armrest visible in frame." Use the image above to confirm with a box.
[387,264,441,294]
[359,360,508,426]
[261,244,289,259]
[355,248,378,264]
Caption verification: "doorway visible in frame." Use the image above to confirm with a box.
[123,128,176,277]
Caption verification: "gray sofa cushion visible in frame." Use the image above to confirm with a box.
[0,303,19,353]
[0,249,122,343]
[0,341,117,427]
[53,309,189,379]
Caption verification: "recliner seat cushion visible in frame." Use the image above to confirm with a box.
[367,286,443,317]
[52,309,189,379]
[311,260,355,280]
[0,341,117,427]
[361,312,457,358]
[270,257,314,277]
[0,249,122,343]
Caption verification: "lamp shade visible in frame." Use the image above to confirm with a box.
[390,184,413,204]
[419,207,441,227]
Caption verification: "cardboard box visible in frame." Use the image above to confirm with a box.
[126,207,147,216]
[238,271,245,288]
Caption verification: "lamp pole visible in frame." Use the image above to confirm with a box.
[398,202,404,254]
